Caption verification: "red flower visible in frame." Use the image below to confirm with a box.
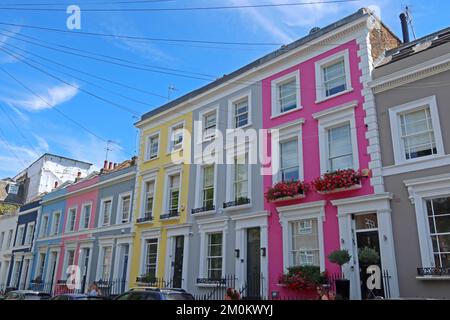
[312,169,363,192]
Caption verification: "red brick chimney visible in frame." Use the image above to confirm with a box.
[103,160,108,169]
[108,162,113,170]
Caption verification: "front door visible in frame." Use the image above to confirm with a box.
[80,248,90,293]
[49,252,58,294]
[119,245,129,292]
[246,227,261,299]
[354,213,384,299]
[172,236,184,288]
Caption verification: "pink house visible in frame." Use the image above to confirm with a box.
[262,18,400,299]
[54,174,99,292]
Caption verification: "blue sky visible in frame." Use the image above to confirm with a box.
[0,0,449,178]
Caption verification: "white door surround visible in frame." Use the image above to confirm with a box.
[332,193,399,300]
[164,224,191,290]
[232,211,269,299]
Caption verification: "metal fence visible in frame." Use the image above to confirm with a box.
[1,278,129,298]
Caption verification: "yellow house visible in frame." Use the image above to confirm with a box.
[130,110,192,289]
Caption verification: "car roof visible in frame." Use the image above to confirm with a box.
[8,290,50,295]
[56,293,87,298]
[128,287,188,293]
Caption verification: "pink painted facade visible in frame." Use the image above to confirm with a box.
[262,40,374,299]
[54,175,99,286]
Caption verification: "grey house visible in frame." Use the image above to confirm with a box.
[371,27,450,298]
[86,161,136,294]
[187,84,268,298]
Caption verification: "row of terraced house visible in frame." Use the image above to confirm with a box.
[1,8,450,299]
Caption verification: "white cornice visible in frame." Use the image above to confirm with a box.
[312,100,358,120]
[370,52,450,93]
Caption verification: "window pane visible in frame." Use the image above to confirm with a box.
[203,166,214,188]
[328,123,353,171]
[323,60,347,97]
[280,139,299,181]
[291,219,320,267]
[234,99,248,128]
[428,197,450,216]
[279,79,297,113]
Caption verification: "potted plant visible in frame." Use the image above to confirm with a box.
[265,180,308,203]
[358,247,380,266]
[328,249,352,300]
[313,169,364,194]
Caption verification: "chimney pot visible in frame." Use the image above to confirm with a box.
[114,163,118,169]
[108,162,113,170]
[400,13,410,43]
[54,181,58,189]
[104,160,108,169]
[77,171,81,178]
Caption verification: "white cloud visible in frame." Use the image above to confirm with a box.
[230,0,393,43]
[6,83,79,111]
[0,25,22,64]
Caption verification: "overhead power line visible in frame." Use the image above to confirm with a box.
[0,47,142,116]
[0,0,174,5]
[0,65,135,157]
[0,0,360,11]
[0,21,284,46]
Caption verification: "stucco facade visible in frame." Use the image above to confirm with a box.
[371,37,450,298]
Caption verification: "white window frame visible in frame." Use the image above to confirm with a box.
[62,247,76,279]
[51,211,61,236]
[194,164,217,211]
[16,225,25,247]
[40,215,49,238]
[140,173,157,220]
[313,101,359,174]
[117,191,132,224]
[197,218,228,281]
[6,229,13,248]
[199,106,219,142]
[276,201,326,272]
[145,131,160,161]
[80,202,92,230]
[99,197,113,227]
[25,222,35,246]
[405,174,450,270]
[0,232,4,250]
[225,145,253,208]
[96,242,114,281]
[36,251,46,278]
[228,91,252,129]
[206,232,224,280]
[66,207,77,233]
[139,229,161,277]
[271,120,304,184]
[315,49,353,103]
[389,96,444,165]
[271,70,301,118]
[168,121,185,153]
[163,166,183,216]
[143,238,159,278]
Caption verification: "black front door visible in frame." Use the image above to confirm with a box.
[49,252,57,295]
[354,213,384,299]
[246,227,261,299]
[172,236,184,288]
[80,248,90,293]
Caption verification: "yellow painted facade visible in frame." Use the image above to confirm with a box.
[129,112,192,286]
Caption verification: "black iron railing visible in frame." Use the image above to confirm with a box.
[192,205,215,214]
[195,275,237,300]
[160,210,180,220]
[417,267,450,276]
[137,214,153,223]
[135,276,178,288]
[223,197,250,209]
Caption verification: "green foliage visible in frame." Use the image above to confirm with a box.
[0,203,18,215]
[328,249,351,267]
[358,247,380,265]
[279,265,327,291]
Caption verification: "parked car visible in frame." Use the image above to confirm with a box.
[114,287,194,300]
[51,293,110,300]
[0,290,52,300]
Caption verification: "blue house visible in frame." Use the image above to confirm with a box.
[7,199,40,289]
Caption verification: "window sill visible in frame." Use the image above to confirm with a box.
[315,88,353,104]
[195,282,226,288]
[317,183,362,195]
[383,154,450,176]
[223,203,252,213]
[143,156,159,164]
[270,106,303,120]
[192,210,216,217]
[229,122,253,131]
